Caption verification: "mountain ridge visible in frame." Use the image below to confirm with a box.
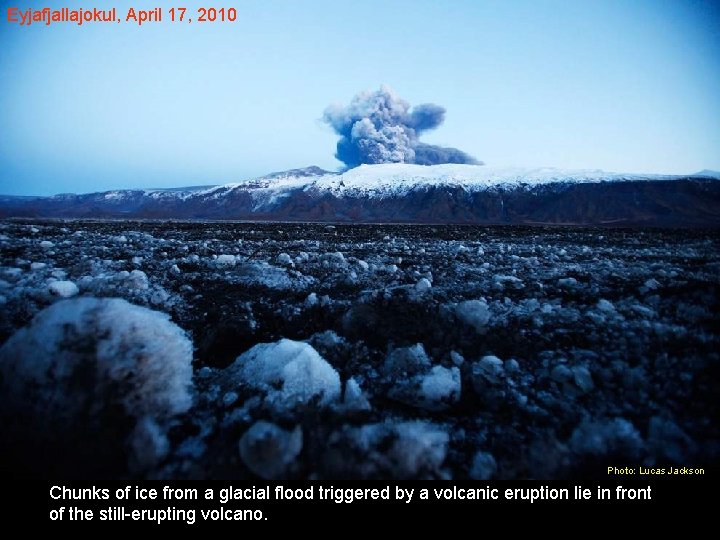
[2,164,719,226]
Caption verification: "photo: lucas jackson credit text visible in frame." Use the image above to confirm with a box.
[6,6,238,27]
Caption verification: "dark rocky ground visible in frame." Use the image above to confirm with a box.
[0,220,718,479]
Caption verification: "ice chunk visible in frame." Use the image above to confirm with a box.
[276,253,294,266]
[48,280,79,298]
[572,366,594,393]
[470,354,508,406]
[596,299,615,313]
[475,355,505,385]
[39,240,54,249]
[235,261,293,289]
[239,421,302,480]
[644,278,660,290]
[130,417,170,471]
[215,254,236,268]
[493,274,523,289]
[647,416,694,463]
[569,417,643,458]
[631,304,656,318]
[0,297,193,471]
[469,451,497,480]
[450,350,464,366]
[229,339,341,409]
[415,277,432,294]
[384,345,460,411]
[324,252,345,264]
[310,329,346,349]
[127,270,150,290]
[504,358,520,374]
[391,422,448,478]
[455,300,490,331]
[418,365,461,410]
[550,364,573,384]
[222,391,239,407]
[329,421,448,479]
[343,378,371,412]
[383,343,431,377]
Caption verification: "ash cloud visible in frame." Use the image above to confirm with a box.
[323,86,480,168]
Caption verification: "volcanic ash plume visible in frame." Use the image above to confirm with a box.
[323,86,480,168]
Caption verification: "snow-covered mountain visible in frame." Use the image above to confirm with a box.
[290,163,683,192]
[147,164,686,198]
[2,164,719,226]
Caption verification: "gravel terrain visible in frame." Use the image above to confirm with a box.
[1,220,717,479]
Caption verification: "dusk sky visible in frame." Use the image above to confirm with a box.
[1,0,719,195]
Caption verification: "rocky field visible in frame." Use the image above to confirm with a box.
[0,220,718,479]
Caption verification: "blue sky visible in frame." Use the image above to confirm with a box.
[1,0,719,195]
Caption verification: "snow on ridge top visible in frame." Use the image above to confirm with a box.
[198,168,333,196]
[199,163,678,198]
[124,163,693,202]
[310,163,681,195]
